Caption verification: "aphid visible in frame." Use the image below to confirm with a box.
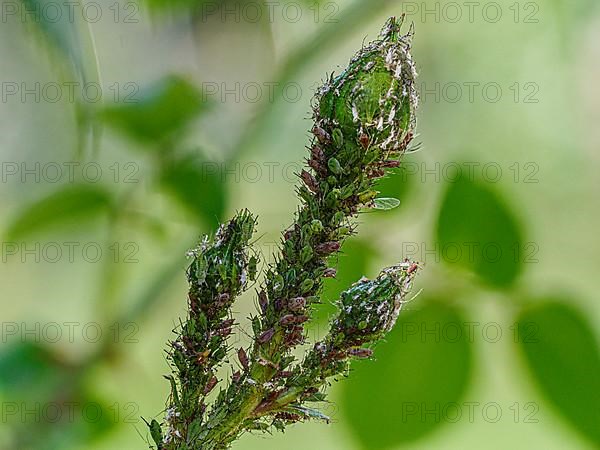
[380,159,401,168]
[196,349,211,366]
[308,157,326,176]
[407,263,419,275]
[287,296,306,312]
[280,314,297,326]
[284,325,304,346]
[347,347,373,359]
[258,290,269,314]
[312,125,331,144]
[316,241,341,255]
[248,256,258,281]
[231,370,241,383]
[323,268,337,278]
[369,168,386,179]
[275,412,302,422]
[238,347,249,370]
[301,169,319,193]
[217,292,230,304]
[311,144,325,163]
[359,133,370,149]
[257,328,275,344]
[213,326,232,337]
[203,376,218,395]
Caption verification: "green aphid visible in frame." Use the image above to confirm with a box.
[332,128,344,148]
[300,245,313,264]
[327,157,343,175]
[300,278,315,293]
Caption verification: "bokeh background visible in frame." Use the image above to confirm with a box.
[1,0,599,449]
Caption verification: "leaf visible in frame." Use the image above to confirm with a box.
[159,156,226,226]
[435,175,523,288]
[4,185,112,239]
[342,301,472,448]
[372,197,400,210]
[102,75,207,144]
[516,301,600,446]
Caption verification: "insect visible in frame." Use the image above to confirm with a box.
[203,376,218,395]
[238,347,249,370]
[407,262,419,275]
[287,296,306,312]
[359,132,371,149]
[323,268,337,278]
[257,328,275,344]
[316,241,340,255]
[347,347,373,359]
[312,125,332,145]
[301,169,319,193]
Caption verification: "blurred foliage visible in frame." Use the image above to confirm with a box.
[516,301,600,447]
[4,185,113,240]
[436,174,523,288]
[159,155,227,225]
[102,76,207,146]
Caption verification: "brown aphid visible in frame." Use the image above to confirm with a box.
[232,370,241,383]
[203,375,218,395]
[323,268,337,278]
[258,290,269,314]
[257,328,275,344]
[275,412,302,422]
[280,314,297,326]
[287,296,306,312]
[238,347,249,370]
[316,241,341,255]
[407,263,419,275]
[284,325,304,346]
[312,125,331,144]
[301,169,319,193]
[369,168,386,179]
[213,326,232,337]
[311,144,325,162]
[347,347,373,359]
[359,133,370,149]
[380,159,401,168]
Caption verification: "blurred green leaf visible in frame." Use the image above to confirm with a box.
[0,342,116,450]
[0,341,64,396]
[5,185,112,239]
[342,301,471,448]
[436,175,523,288]
[160,156,226,226]
[102,75,207,144]
[516,301,600,447]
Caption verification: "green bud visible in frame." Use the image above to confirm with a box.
[315,17,418,156]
